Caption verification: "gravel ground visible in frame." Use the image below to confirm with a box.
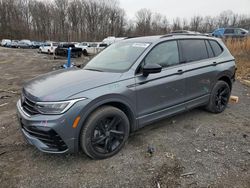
[0,47,249,188]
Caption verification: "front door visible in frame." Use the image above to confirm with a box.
[135,40,187,125]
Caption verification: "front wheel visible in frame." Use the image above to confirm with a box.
[83,49,88,56]
[80,106,130,159]
[206,81,231,113]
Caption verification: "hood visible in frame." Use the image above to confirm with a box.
[23,68,122,101]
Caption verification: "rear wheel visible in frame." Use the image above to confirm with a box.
[80,106,130,159]
[206,81,231,113]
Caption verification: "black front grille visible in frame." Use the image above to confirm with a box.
[22,124,68,152]
[21,96,39,115]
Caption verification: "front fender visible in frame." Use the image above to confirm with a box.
[73,94,137,151]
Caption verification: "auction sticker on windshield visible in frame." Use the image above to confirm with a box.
[132,43,150,48]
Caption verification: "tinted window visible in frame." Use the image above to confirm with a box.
[209,40,223,56]
[144,41,179,68]
[179,40,208,63]
[99,43,108,47]
[205,40,214,58]
[224,29,234,34]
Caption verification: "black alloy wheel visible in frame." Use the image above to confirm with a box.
[80,106,130,159]
[91,115,125,154]
[215,85,230,111]
[206,80,231,113]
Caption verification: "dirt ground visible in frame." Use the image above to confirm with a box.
[0,47,249,188]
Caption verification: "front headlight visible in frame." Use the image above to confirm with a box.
[35,98,87,115]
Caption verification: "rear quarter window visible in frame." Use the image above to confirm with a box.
[179,39,208,63]
[205,40,214,58]
[209,40,223,56]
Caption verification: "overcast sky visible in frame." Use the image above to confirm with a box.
[119,0,250,20]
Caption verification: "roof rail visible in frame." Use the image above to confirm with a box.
[124,36,141,40]
[161,33,210,38]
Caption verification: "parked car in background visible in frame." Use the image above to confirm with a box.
[102,36,126,45]
[1,39,11,46]
[85,43,108,55]
[39,42,58,54]
[20,40,32,46]
[17,34,236,159]
[17,41,31,48]
[5,41,12,48]
[75,42,90,55]
[55,43,82,57]
[31,41,43,49]
[212,28,249,38]
[10,40,19,48]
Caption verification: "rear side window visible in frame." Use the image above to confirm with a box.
[144,40,179,68]
[209,40,223,56]
[179,39,208,63]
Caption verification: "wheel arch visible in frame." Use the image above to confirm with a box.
[82,98,136,131]
[217,74,233,90]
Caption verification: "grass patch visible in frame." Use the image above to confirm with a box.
[224,37,250,81]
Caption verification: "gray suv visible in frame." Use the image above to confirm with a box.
[17,34,236,159]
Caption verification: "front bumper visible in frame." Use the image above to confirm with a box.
[16,99,89,154]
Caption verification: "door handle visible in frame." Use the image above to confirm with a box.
[212,62,217,66]
[177,69,184,74]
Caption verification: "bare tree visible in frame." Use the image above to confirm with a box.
[0,1,249,41]
[135,8,152,36]
[190,16,203,31]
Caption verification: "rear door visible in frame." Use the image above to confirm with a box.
[135,40,187,122]
[178,39,220,108]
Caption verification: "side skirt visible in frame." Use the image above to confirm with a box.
[136,94,210,130]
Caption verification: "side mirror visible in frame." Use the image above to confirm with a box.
[142,64,162,77]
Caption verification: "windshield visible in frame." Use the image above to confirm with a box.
[84,42,150,72]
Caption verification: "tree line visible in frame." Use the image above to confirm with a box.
[0,0,249,42]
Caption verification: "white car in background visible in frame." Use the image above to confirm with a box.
[102,36,126,45]
[75,42,90,55]
[39,42,59,54]
[85,43,108,55]
[1,39,11,46]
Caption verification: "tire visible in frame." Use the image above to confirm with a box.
[80,106,130,159]
[83,49,88,56]
[206,81,231,113]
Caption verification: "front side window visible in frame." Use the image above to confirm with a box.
[179,39,208,63]
[144,41,179,68]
